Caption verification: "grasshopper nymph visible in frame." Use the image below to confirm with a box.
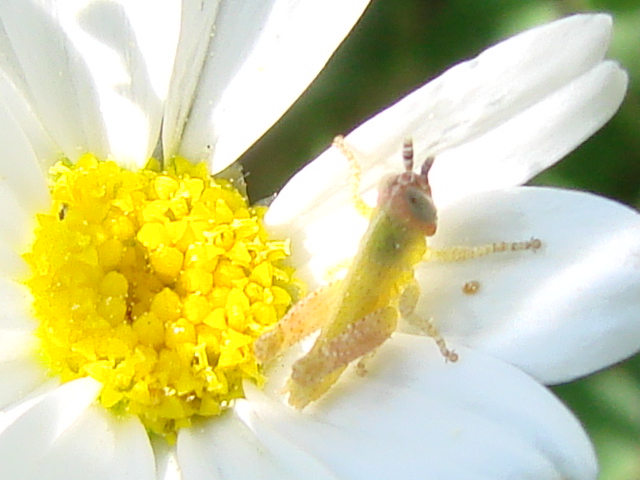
[255,137,456,409]
[254,137,540,409]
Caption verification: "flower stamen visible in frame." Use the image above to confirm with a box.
[23,154,299,442]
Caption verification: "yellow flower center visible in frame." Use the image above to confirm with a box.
[23,154,298,442]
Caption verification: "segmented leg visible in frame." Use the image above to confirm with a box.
[287,305,397,409]
[424,238,542,262]
[254,280,343,364]
[419,318,459,362]
[399,278,458,362]
[332,135,374,218]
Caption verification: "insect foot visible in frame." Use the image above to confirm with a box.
[420,318,458,363]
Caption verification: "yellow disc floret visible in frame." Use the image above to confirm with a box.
[23,154,298,441]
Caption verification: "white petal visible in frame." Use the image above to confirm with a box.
[0,1,107,160]
[266,14,625,269]
[74,0,180,167]
[431,61,627,207]
[162,0,221,162]
[0,0,181,167]
[45,406,155,480]
[0,279,36,337]
[172,0,370,172]
[152,435,182,480]
[235,335,596,480]
[0,72,52,277]
[0,377,100,470]
[178,410,302,479]
[0,211,32,280]
[0,391,155,480]
[0,354,47,412]
[0,279,47,410]
[0,278,43,408]
[0,379,153,479]
[0,70,51,205]
[0,66,59,175]
[0,379,58,437]
[0,329,46,416]
[358,13,617,160]
[416,187,640,383]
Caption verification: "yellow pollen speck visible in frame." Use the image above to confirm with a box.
[23,154,300,442]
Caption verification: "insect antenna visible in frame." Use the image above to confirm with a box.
[421,156,435,178]
[402,138,414,172]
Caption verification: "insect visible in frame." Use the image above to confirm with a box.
[58,203,68,220]
[254,137,541,409]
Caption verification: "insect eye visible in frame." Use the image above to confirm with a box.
[405,187,436,225]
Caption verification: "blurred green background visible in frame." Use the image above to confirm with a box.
[240,0,640,478]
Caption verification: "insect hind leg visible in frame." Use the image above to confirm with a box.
[287,305,397,409]
[254,280,343,364]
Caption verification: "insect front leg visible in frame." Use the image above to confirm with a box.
[424,238,542,262]
[399,278,458,362]
[332,135,374,218]
[287,305,398,409]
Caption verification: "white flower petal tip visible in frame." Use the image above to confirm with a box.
[266,14,627,265]
[171,0,371,172]
[224,335,596,480]
[416,187,640,384]
[430,60,628,207]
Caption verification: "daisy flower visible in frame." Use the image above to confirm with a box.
[0,1,634,479]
